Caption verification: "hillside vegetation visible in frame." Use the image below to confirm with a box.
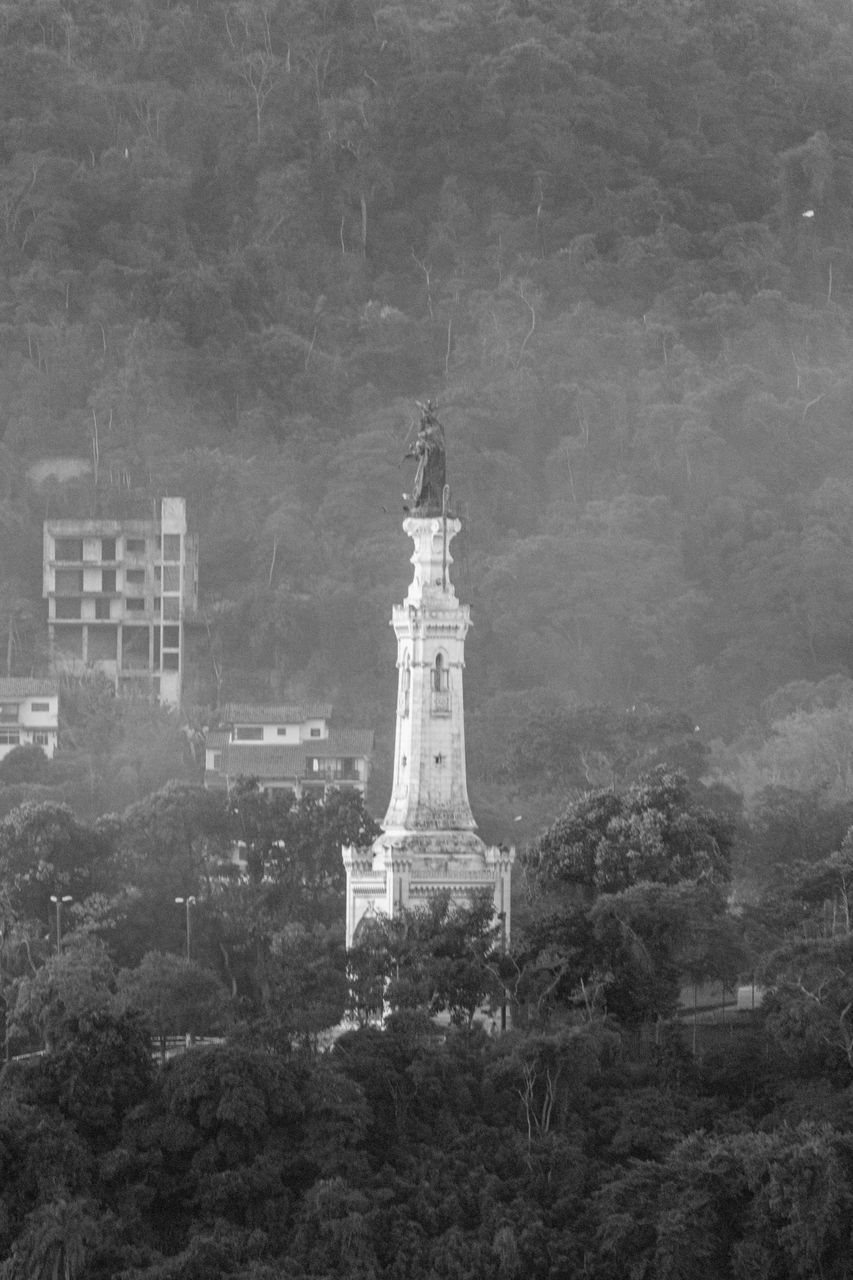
[3,0,853,845]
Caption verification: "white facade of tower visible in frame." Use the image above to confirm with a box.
[343,514,513,947]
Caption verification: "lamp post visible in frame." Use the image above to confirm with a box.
[49,894,73,953]
[175,895,196,961]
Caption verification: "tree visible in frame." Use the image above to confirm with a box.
[0,802,113,926]
[595,1124,853,1280]
[1,1193,103,1280]
[117,951,230,1061]
[347,891,502,1028]
[10,1008,153,1153]
[524,769,733,898]
[117,782,227,904]
[262,787,380,925]
[7,935,117,1053]
[0,745,50,786]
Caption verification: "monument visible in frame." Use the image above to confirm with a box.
[342,403,514,947]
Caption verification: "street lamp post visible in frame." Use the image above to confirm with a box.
[49,894,73,953]
[175,895,196,961]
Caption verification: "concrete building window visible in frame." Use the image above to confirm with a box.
[55,599,82,619]
[95,598,111,620]
[55,569,83,594]
[101,569,116,592]
[162,533,181,561]
[56,631,83,658]
[234,727,263,741]
[126,569,145,585]
[162,597,180,620]
[101,538,116,560]
[162,653,179,671]
[89,628,117,661]
[126,538,146,554]
[162,625,180,647]
[123,627,149,669]
[126,599,145,612]
[54,538,83,561]
[162,565,180,591]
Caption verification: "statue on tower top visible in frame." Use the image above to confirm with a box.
[404,399,447,514]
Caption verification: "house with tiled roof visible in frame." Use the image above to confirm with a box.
[0,678,59,762]
[204,703,372,798]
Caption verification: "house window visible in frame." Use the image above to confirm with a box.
[276,727,291,737]
[234,727,263,741]
[54,538,83,561]
[126,538,146,554]
[101,538,116,560]
[95,598,111,620]
[33,731,49,746]
[55,599,81,619]
[0,704,18,722]
[30,702,50,713]
[0,731,20,745]
[212,752,222,770]
[162,533,181,562]
[310,727,321,738]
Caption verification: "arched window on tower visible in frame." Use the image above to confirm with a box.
[431,652,450,714]
[432,653,449,691]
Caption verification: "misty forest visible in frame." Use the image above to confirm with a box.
[3,0,853,1276]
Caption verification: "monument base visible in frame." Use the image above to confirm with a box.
[343,834,513,947]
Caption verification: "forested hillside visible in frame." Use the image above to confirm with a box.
[3,0,853,847]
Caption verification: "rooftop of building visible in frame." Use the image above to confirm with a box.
[218,702,334,725]
[307,728,375,756]
[205,728,374,781]
[0,678,59,698]
[212,744,308,778]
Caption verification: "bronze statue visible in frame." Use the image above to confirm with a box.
[403,400,447,513]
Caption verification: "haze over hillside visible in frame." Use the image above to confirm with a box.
[2,0,853,843]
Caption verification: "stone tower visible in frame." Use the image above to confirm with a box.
[343,501,513,948]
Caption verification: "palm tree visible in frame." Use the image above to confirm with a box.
[3,1194,100,1280]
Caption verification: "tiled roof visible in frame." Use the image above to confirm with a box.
[309,729,374,757]
[219,702,332,725]
[216,744,306,779]
[0,678,59,698]
[205,730,230,751]
[206,729,373,782]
